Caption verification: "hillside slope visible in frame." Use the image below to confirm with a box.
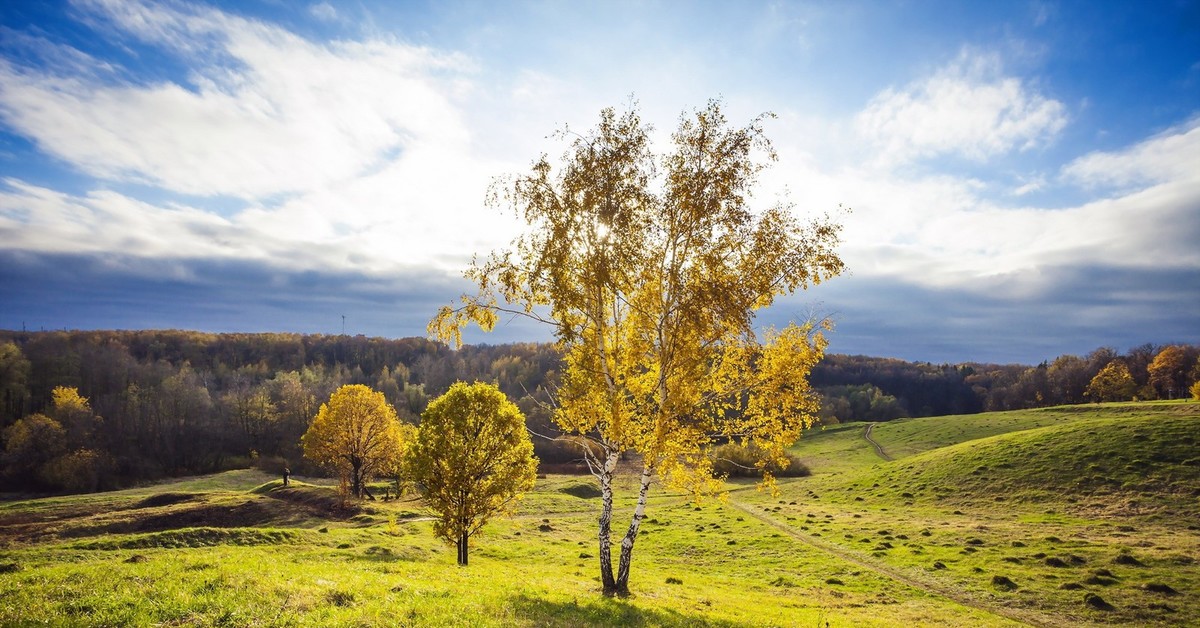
[749,402,1200,626]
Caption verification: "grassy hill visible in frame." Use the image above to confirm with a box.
[1,402,1197,626]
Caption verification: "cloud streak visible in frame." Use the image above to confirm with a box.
[855,51,1067,167]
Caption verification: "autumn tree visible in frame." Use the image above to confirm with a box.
[1085,361,1136,402]
[1148,345,1192,399]
[301,384,409,498]
[40,448,108,493]
[48,386,101,449]
[222,384,279,455]
[1,414,66,487]
[406,381,537,566]
[431,101,843,595]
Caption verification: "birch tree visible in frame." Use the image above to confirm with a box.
[430,100,843,596]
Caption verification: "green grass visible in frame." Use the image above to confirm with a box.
[743,401,1200,626]
[790,422,885,474]
[0,484,1009,626]
[1,402,1196,626]
[867,401,1197,461]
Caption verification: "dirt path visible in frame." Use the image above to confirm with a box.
[863,423,893,461]
[728,498,1047,627]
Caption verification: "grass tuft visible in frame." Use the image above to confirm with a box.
[1143,583,1179,596]
[325,589,356,607]
[990,575,1017,591]
[1084,592,1115,611]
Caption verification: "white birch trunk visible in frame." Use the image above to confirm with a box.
[614,463,654,595]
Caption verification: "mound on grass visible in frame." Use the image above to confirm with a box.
[836,411,1199,515]
[557,480,602,499]
[131,492,200,509]
[1,480,372,546]
[73,526,303,549]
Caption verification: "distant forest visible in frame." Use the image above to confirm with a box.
[1,330,1197,493]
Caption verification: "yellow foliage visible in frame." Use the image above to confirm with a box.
[2,414,66,481]
[431,100,843,591]
[40,448,107,492]
[1148,345,1189,399]
[51,386,91,414]
[1086,361,1137,402]
[406,382,537,565]
[300,384,409,498]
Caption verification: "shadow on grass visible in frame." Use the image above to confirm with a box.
[508,594,746,627]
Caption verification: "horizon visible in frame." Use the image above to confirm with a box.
[2,1,1198,365]
[2,325,1190,369]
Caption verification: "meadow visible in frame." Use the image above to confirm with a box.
[0,401,1196,626]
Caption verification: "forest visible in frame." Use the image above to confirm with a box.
[1,329,1197,493]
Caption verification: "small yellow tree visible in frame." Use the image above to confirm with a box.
[406,381,538,566]
[1,413,66,485]
[1085,361,1137,402]
[1148,345,1189,399]
[48,386,102,447]
[301,384,409,499]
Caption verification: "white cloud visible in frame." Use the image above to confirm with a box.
[1011,175,1045,196]
[0,178,237,260]
[0,0,537,277]
[0,2,1195,325]
[854,51,1067,167]
[0,0,472,200]
[309,2,339,22]
[769,85,1198,299]
[821,151,1200,295]
[0,172,520,279]
[1061,117,1200,190]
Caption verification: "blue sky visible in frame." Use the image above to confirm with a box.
[1,0,1197,364]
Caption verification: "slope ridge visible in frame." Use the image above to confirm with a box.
[842,409,1200,520]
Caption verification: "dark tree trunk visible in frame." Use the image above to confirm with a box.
[457,530,469,566]
[350,457,363,498]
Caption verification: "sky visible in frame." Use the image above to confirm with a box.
[1,0,1198,365]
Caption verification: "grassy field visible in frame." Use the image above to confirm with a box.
[1,402,1197,626]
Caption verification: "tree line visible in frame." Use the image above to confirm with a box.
[0,329,558,492]
[812,345,1200,422]
[1,330,1197,492]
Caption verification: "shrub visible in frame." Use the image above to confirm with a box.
[711,442,810,478]
[254,455,290,475]
[39,448,113,493]
[326,590,356,607]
